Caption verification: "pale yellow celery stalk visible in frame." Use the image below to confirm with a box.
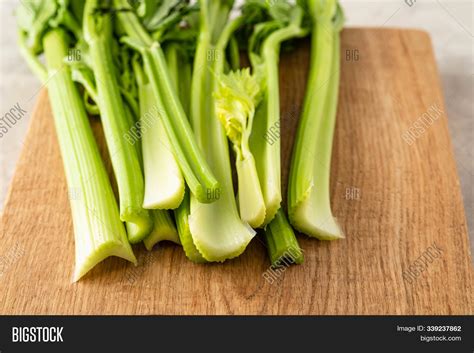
[134,60,185,210]
[134,62,181,249]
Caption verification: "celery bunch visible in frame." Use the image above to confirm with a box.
[113,0,220,205]
[214,0,308,263]
[16,0,345,277]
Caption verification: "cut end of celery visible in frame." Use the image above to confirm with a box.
[178,227,208,264]
[143,231,179,251]
[189,202,256,262]
[236,156,266,228]
[289,195,344,240]
[141,89,186,210]
[73,240,137,282]
[261,193,282,227]
[143,184,185,210]
[142,159,185,210]
[143,210,180,251]
[264,209,304,267]
[124,209,154,244]
[144,233,180,251]
[241,206,266,229]
[174,191,207,263]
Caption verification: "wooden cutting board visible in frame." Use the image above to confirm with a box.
[1,28,472,315]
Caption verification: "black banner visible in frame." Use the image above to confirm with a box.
[0,316,472,352]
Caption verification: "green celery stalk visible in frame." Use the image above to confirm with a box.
[227,36,240,71]
[288,0,344,240]
[174,189,206,263]
[162,42,206,262]
[42,29,137,281]
[84,0,152,243]
[165,43,180,98]
[264,209,304,267]
[133,58,185,210]
[18,31,47,82]
[113,0,220,204]
[123,102,143,167]
[188,0,256,261]
[249,6,308,226]
[164,43,192,117]
[68,61,102,115]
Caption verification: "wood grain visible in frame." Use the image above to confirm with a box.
[0,29,472,315]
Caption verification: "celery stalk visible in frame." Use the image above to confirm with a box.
[164,43,192,117]
[249,7,307,226]
[18,31,47,82]
[164,44,206,263]
[188,0,256,262]
[113,0,220,204]
[174,190,206,263]
[133,60,181,249]
[134,60,185,210]
[84,0,152,243]
[123,103,143,168]
[42,29,136,281]
[143,210,180,250]
[165,43,180,100]
[288,0,344,240]
[264,209,304,267]
[228,36,240,71]
[162,42,206,262]
[214,69,266,227]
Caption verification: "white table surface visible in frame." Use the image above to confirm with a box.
[1,0,472,255]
